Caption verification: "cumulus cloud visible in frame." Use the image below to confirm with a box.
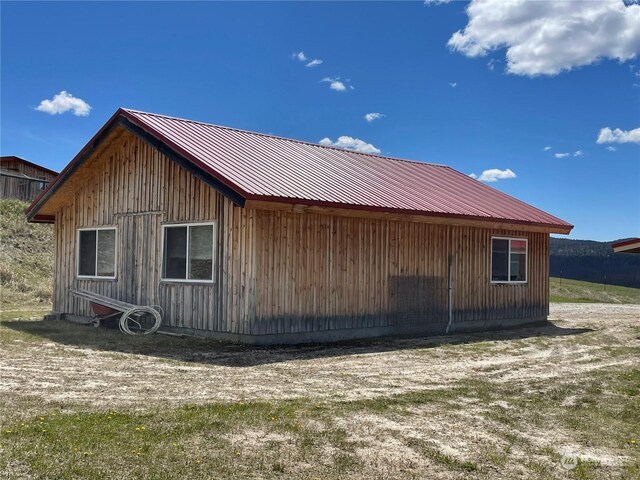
[469,168,516,182]
[573,150,584,157]
[306,59,323,67]
[555,152,570,159]
[35,91,91,116]
[543,146,552,151]
[293,51,307,62]
[319,136,381,154]
[328,80,346,91]
[444,0,640,76]
[596,126,640,144]
[449,82,457,88]
[364,112,385,122]
[321,77,353,92]
[606,146,618,151]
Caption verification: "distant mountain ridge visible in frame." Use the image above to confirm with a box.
[550,237,640,288]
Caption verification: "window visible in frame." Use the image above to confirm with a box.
[162,223,214,282]
[77,228,116,278]
[491,237,527,283]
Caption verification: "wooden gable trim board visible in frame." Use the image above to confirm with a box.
[118,115,246,207]
[26,113,246,222]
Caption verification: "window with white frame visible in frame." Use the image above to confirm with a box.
[77,228,117,278]
[162,223,215,282]
[491,237,527,283]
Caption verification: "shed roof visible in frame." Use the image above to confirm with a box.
[27,108,572,233]
[612,238,640,254]
[1,156,58,177]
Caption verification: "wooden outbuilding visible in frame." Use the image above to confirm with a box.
[612,238,640,254]
[1,156,58,202]
[27,108,573,344]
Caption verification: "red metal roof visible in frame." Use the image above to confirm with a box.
[27,108,573,232]
[122,109,571,231]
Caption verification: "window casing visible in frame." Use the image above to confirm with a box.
[162,222,215,283]
[491,237,527,284]
[77,227,117,279]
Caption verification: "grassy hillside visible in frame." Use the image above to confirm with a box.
[0,199,53,311]
[550,277,640,304]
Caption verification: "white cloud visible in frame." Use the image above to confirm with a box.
[555,152,570,159]
[573,150,584,157]
[424,0,452,4]
[543,146,552,151]
[293,51,307,62]
[321,77,350,92]
[306,59,323,68]
[487,58,499,71]
[445,0,640,76]
[364,112,385,122]
[449,82,457,88]
[35,91,91,116]
[596,126,640,144]
[318,136,381,154]
[468,168,516,182]
[606,146,618,151]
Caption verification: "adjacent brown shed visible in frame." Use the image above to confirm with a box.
[612,238,640,254]
[1,156,58,202]
[27,108,573,344]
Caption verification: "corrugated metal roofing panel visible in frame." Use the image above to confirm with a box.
[121,109,571,229]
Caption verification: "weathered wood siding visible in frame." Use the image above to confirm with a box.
[52,129,255,333]
[52,127,549,338]
[251,211,549,334]
[0,159,56,202]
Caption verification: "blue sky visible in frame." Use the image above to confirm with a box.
[1,1,639,241]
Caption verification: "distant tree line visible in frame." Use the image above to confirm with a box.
[550,237,640,288]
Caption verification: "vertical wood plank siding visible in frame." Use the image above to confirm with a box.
[0,160,56,202]
[53,129,549,337]
[53,131,255,334]
[252,212,549,334]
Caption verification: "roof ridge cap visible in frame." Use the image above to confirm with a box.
[121,108,450,169]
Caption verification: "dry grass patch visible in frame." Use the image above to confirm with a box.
[0,199,54,310]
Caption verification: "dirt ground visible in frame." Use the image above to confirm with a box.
[0,303,638,407]
[1,303,638,479]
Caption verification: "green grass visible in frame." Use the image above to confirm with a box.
[1,367,638,479]
[550,277,640,304]
[0,400,368,480]
[0,309,51,322]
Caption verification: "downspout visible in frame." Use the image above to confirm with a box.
[445,254,453,334]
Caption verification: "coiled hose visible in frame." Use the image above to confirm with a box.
[118,306,163,335]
